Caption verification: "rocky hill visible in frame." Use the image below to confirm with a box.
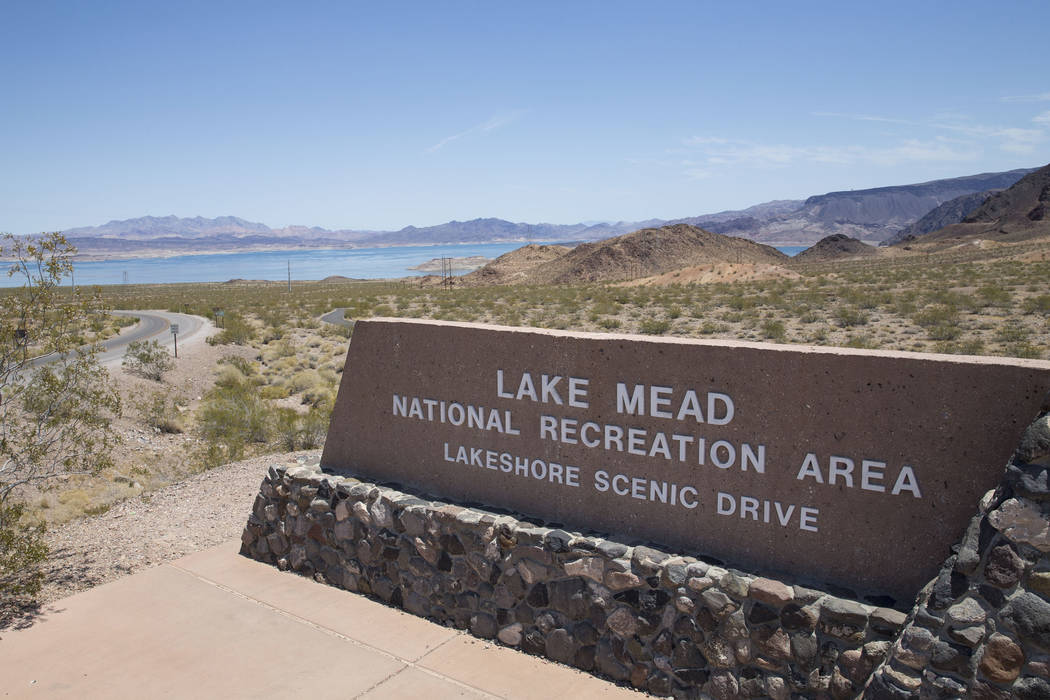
[458,244,573,285]
[911,164,1050,247]
[794,234,880,262]
[881,190,998,246]
[462,224,787,286]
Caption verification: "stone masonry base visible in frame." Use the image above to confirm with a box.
[240,456,910,698]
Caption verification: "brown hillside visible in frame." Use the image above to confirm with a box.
[458,244,571,286]
[487,224,786,285]
[915,163,1050,248]
[794,234,880,262]
[622,262,800,287]
[547,224,788,284]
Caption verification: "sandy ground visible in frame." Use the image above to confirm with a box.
[0,449,317,630]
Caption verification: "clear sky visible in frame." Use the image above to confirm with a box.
[2,1,1049,234]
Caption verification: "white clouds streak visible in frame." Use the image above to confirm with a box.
[1001,91,1050,103]
[424,112,522,154]
[813,110,1048,155]
[683,136,976,169]
[810,111,915,125]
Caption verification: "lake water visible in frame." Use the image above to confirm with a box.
[1,242,807,288]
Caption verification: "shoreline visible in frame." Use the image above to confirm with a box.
[4,240,827,265]
[65,239,559,263]
[28,239,820,264]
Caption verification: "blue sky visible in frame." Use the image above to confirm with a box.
[2,1,1049,234]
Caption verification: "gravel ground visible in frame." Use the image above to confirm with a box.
[1,450,320,631]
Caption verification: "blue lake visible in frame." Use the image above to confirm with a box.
[1,242,807,288]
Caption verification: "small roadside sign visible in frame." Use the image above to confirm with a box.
[170,324,179,335]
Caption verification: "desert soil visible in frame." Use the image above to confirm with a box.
[35,449,314,606]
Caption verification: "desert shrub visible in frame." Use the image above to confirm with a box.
[845,334,876,349]
[699,321,727,335]
[122,339,174,381]
[0,503,48,596]
[977,285,1012,308]
[893,298,917,317]
[214,364,249,388]
[0,233,125,600]
[271,399,332,451]
[271,408,303,451]
[638,319,671,335]
[371,304,394,317]
[761,319,786,341]
[1009,342,1044,359]
[912,305,959,329]
[195,375,270,466]
[259,308,289,329]
[543,317,569,330]
[260,384,291,400]
[834,306,868,327]
[219,355,256,376]
[208,312,254,345]
[259,324,286,343]
[303,384,335,407]
[727,295,757,311]
[798,310,821,324]
[597,318,621,330]
[995,325,1028,344]
[289,369,324,395]
[135,388,185,433]
[935,339,985,355]
[927,324,961,341]
[1024,295,1050,314]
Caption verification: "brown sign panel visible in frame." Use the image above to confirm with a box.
[322,319,1050,601]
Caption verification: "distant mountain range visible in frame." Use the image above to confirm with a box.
[904,162,1050,248]
[57,166,1040,258]
[881,190,1003,246]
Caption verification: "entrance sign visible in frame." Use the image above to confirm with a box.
[322,319,1050,600]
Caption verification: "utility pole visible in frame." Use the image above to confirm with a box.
[287,260,291,292]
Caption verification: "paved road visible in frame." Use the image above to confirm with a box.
[28,310,211,369]
[101,310,209,366]
[320,308,354,328]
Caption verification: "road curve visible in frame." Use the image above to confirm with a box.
[320,308,354,328]
[23,311,211,371]
[96,311,211,366]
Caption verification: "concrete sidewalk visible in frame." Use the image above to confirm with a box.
[0,540,644,699]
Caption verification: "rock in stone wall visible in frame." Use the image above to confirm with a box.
[240,457,906,698]
[863,409,1050,698]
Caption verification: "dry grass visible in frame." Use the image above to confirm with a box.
[87,242,1050,360]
